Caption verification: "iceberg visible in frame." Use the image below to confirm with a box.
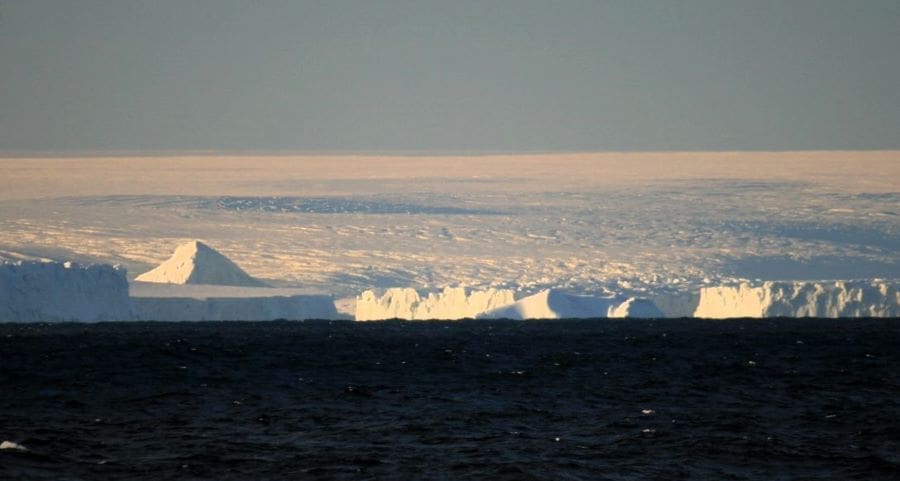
[130,282,340,321]
[0,261,134,322]
[355,287,516,321]
[694,280,900,318]
[135,240,266,287]
[478,289,664,319]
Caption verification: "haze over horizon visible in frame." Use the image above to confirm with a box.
[2,0,898,154]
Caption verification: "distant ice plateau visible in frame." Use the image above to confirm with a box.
[0,152,898,320]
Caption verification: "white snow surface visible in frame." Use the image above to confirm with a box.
[694,280,900,318]
[0,261,134,322]
[478,289,664,320]
[356,287,515,321]
[135,240,266,287]
[130,281,341,321]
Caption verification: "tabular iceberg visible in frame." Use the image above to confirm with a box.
[356,287,516,321]
[478,289,664,320]
[356,287,664,320]
[694,280,900,318]
[132,294,339,321]
[0,261,134,322]
[131,282,340,321]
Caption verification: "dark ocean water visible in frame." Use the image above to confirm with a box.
[1,319,898,480]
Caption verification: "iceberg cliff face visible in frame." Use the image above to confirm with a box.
[0,261,134,322]
[694,280,900,318]
[130,282,340,321]
[478,289,663,320]
[133,295,339,321]
[355,287,516,321]
[356,287,664,320]
[608,298,666,318]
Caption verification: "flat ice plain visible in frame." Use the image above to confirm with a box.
[0,152,898,317]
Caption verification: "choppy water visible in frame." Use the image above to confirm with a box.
[1,320,899,480]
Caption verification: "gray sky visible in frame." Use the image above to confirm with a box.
[1,0,898,153]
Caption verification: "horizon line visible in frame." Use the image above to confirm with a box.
[2,148,899,159]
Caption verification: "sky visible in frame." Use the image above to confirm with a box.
[1,0,898,153]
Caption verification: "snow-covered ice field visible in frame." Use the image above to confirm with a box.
[1,152,898,316]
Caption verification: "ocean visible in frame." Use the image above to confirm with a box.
[2,319,898,480]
